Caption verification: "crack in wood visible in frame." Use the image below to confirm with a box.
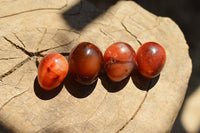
[99,28,115,43]
[88,92,108,121]
[3,36,35,57]
[36,121,58,133]
[38,41,73,54]
[116,92,148,133]
[32,28,47,68]
[116,80,152,133]
[52,29,81,46]
[82,92,108,132]
[14,33,26,48]
[0,3,68,19]
[37,28,47,46]
[121,21,142,45]
[0,57,21,60]
[35,28,47,59]
[56,28,81,35]
[35,57,40,68]
[0,89,29,112]
[0,57,30,81]
[1,33,72,79]
[15,72,26,87]
[128,16,161,38]
[3,35,71,58]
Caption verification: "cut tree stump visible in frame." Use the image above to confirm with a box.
[0,0,192,133]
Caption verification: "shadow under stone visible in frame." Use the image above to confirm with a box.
[64,73,97,98]
[0,121,14,133]
[33,77,63,100]
[131,66,159,91]
[99,71,130,93]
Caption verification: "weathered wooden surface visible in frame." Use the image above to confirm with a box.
[0,0,192,133]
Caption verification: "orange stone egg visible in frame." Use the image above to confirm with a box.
[38,53,69,90]
[104,42,136,82]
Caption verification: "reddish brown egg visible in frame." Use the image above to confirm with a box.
[137,42,166,78]
[38,53,69,90]
[104,42,136,82]
[68,42,103,85]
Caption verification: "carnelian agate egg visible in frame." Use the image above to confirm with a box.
[68,42,103,85]
[104,42,136,82]
[137,42,166,79]
[38,53,69,90]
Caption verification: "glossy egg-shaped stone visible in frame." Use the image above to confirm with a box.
[38,53,69,90]
[137,42,166,78]
[104,42,136,82]
[68,42,103,85]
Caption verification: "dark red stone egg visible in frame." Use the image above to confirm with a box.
[68,42,103,85]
